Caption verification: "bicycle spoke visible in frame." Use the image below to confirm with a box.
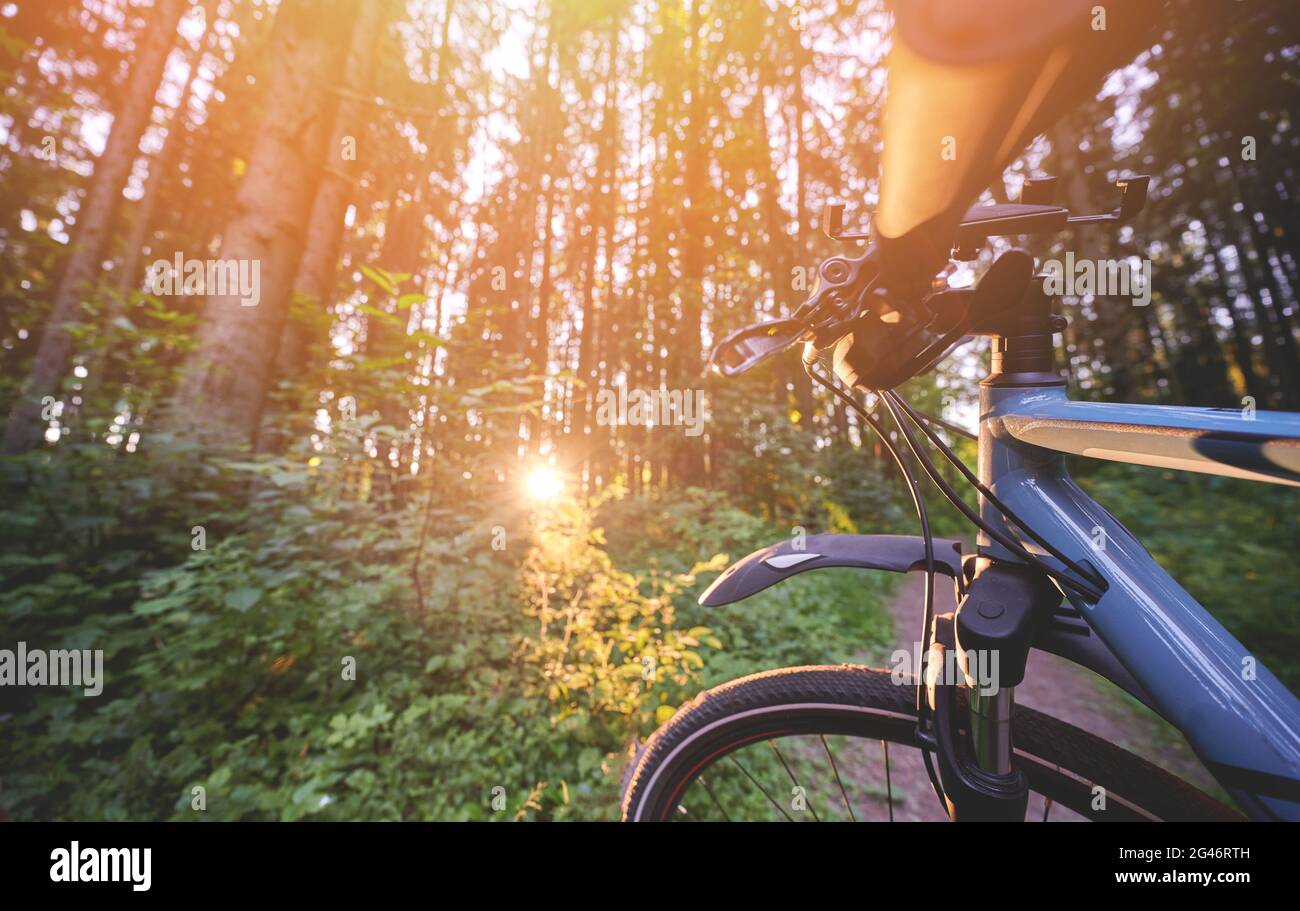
[728,754,795,822]
[768,739,820,822]
[820,735,857,822]
[697,774,731,822]
[675,803,700,822]
[882,739,895,822]
[622,666,1220,822]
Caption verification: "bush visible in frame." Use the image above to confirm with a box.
[0,452,727,821]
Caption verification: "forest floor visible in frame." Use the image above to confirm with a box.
[836,571,1223,822]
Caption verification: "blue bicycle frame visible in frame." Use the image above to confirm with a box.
[982,383,1300,821]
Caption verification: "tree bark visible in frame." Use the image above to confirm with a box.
[788,48,816,432]
[275,0,389,381]
[674,0,708,483]
[566,18,619,488]
[3,0,187,454]
[167,0,358,450]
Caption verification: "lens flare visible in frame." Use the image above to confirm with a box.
[526,467,564,502]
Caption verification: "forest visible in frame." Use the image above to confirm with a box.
[0,0,1297,821]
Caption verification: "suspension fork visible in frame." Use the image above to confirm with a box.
[923,556,1060,820]
[967,686,1014,774]
[960,553,1060,777]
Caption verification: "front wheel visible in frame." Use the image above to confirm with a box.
[622,665,1240,822]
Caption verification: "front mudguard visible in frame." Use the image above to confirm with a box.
[698,533,964,607]
[699,531,1161,716]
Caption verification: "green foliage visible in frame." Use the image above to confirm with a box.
[1,419,896,820]
[598,487,897,688]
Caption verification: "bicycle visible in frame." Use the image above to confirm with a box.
[620,2,1300,822]
[616,1,1289,826]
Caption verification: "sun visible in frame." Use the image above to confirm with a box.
[525,467,564,502]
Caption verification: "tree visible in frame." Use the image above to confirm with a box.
[167,0,359,449]
[276,0,394,382]
[3,0,188,454]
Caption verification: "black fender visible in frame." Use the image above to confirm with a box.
[698,534,964,607]
[698,532,1163,717]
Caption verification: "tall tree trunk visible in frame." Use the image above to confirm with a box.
[114,58,199,299]
[1222,239,1296,407]
[114,0,224,297]
[275,0,390,381]
[567,18,619,488]
[1054,119,1164,400]
[527,179,556,456]
[76,34,208,424]
[1160,262,1235,406]
[569,217,603,486]
[525,17,559,457]
[3,0,187,454]
[168,0,357,450]
[674,0,707,483]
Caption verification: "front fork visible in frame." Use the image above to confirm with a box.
[968,687,1015,774]
[923,556,1059,820]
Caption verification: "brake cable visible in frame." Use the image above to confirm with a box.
[880,391,1104,600]
[885,390,1107,593]
[907,407,976,442]
[878,395,1102,600]
[804,360,948,809]
[803,359,1106,811]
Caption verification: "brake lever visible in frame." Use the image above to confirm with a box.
[709,244,876,377]
[707,318,811,378]
[794,245,881,346]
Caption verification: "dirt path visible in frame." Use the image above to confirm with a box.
[846,571,1220,820]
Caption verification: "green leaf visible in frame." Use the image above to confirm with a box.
[356,303,400,325]
[132,593,190,616]
[224,587,262,612]
[359,264,399,294]
[408,331,446,348]
[356,355,408,373]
